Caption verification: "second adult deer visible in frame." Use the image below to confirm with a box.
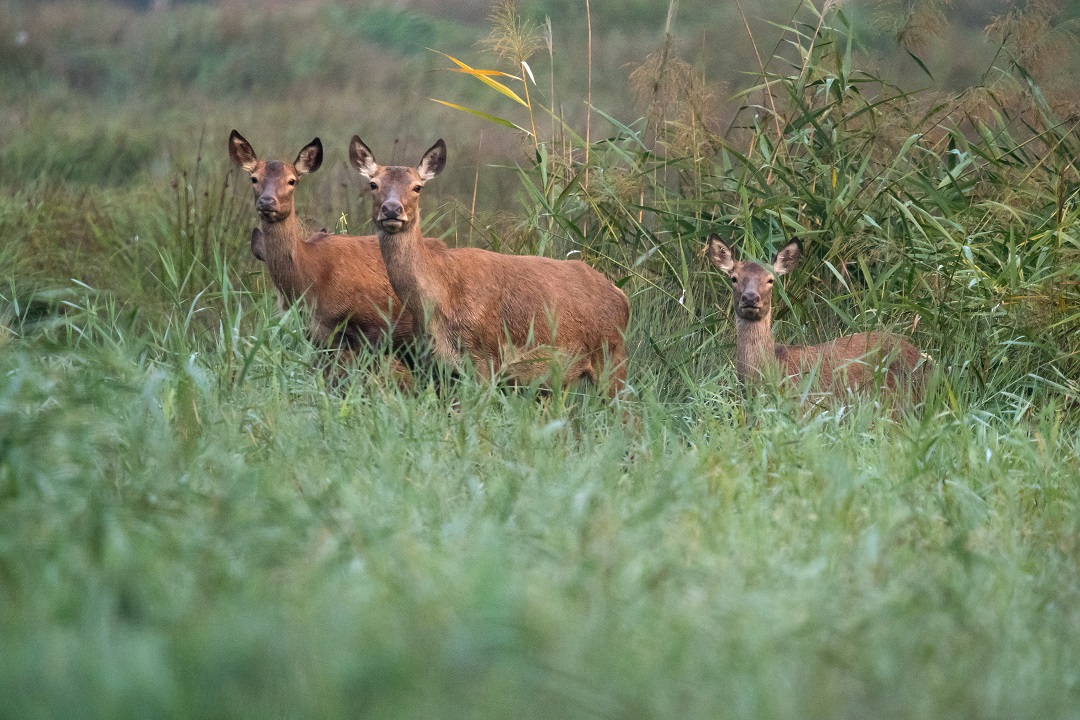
[348,135,630,397]
[706,235,928,400]
[228,130,418,361]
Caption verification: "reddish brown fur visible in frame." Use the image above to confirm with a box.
[228,130,416,352]
[706,235,928,400]
[349,136,630,396]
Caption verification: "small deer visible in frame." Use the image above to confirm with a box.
[706,235,928,399]
[228,130,417,358]
[348,135,630,396]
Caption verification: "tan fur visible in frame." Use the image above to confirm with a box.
[706,235,928,400]
[350,136,630,396]
[228,130,415,352]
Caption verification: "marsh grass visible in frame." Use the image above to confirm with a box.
[1,1,1080,718]
[2,318,1078,719]
[466,1,1080,411]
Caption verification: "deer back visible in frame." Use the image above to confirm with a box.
[777,331,927,396]
[438,249,628,355]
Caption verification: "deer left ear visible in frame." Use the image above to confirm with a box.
[772,239,801,276]
[294,138,323,177]
[418,139,446,181]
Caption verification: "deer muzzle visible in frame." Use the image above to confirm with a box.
[737,291,765,320]
[378,200,406,233]
[256,196,287,221]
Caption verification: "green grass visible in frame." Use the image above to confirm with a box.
[2,321,1079,719]
[2,1,1080,718]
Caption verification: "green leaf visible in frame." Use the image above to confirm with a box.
[905,49,935,82]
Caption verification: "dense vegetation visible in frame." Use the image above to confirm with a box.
[1,1,1079,718]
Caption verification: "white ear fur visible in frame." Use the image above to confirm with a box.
[293,138,323,177]
[349,135,379,179]
[228,129,259,174]
[706,235,736,274]
[418,139,447,181]
[772,240,802,276]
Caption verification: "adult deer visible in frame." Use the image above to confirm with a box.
[706,235,928,400]
[228,130,417,360]
[349,135,630,396]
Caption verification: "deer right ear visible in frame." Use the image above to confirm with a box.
[228,129,258,173]
[349,135,378,179]
[294,138,323,177]
[705,235,736,274]
[418,139,447,181]
[772,239,802,276]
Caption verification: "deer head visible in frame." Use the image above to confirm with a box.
[706,235,801,322]
[349,136,446,235]
[228,129,322,223]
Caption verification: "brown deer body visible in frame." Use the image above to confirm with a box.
[228,130,416,352]
[706,235,928,399]
[349,136,630,396]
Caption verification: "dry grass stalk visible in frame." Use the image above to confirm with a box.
[483,0,544,146]
[873,0,954,54]
[629,33,723,161]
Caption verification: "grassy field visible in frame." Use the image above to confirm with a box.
[2,1,1080,718]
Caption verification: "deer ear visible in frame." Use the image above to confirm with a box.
[250,227,266,263]
[294,138,323,177]
[349,135,378,179]
[772,239,801,275]
[228,129,258,173]
[418,139,446,181]
[705,234,736,274]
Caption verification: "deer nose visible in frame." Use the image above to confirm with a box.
[257,196,277,211]
[381,201,403,220]
[740,291,760,306]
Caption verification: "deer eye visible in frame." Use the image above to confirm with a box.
[412,184,423,193]
[287,179,296,186]
[729,276,737,283]
[250,176,258,184]
[766,277,774,284]
[369,181,378,191]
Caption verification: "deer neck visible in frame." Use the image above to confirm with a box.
[260,214,307,303]
[378,221,443,322]
[735,315,777,383]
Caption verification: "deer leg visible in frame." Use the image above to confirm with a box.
[564,355,595,387]
[603,346,628,398]
[426,319,471,377]
[384,355,415,392]
[502,345,619,396]
[306,319,348,392]
[499,345,560,386]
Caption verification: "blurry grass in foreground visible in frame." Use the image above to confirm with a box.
[1,305,1078,718]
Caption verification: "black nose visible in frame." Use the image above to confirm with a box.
[381,201,402,220]
[740,291,760,306]
[257,196,277,211]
